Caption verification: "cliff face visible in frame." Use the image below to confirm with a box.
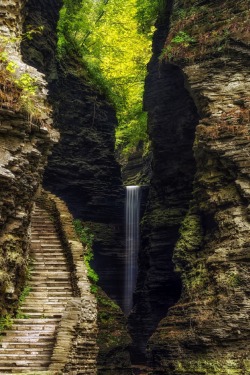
[21,2,132,373]
[147,0,250,373]
[128,0,199,360]
[21,0,125,307]
[0,0,57,315]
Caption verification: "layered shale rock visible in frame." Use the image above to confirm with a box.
[21,2,133,372]
[0,0,57,316]
[128,0,199,360]
[96,288,132,375]
[22,0,125,307]
[148,0,250,373]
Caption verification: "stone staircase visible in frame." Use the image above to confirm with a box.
[0,205,73,373]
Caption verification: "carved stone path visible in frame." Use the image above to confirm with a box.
[0,205,73,373]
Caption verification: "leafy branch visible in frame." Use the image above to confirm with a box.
[73,220,99,289]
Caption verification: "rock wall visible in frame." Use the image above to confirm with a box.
[96,288,132,375]
[148,0,250,373]
[21,0,126,308]
[0,0,57,316]
[128,0,199,360]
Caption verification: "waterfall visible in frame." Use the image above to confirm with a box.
[124,185,140,316]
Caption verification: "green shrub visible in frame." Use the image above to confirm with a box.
[73,220,99,287]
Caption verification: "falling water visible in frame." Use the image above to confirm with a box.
[124,185,140,316]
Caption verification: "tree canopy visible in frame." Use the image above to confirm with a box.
[58,0,163,156]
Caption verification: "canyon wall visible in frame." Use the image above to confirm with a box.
[21,1,132,373]
[0,0,57,315]
[147,0,250,373]
[21,0,125,308]
[128,0,199,360]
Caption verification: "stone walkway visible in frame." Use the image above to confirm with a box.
[0,205,73,373]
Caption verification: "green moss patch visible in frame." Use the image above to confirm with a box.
[143,207,186,228]
[175,212,203,254]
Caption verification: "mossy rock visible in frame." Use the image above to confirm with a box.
[175,211,203,254]
[142,207,186,228]
[82,221,118,246]
[96,288,132,368]
[171,357,248,375]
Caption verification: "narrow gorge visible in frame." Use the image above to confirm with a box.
[0,0,249,374]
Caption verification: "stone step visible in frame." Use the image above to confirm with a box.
[30,271,70,276]
[0,352,52,358]
[7,319,57,327]
[16,313,62,319]
[0,348,52,355]
[28,292,72,298]
[31,231,56,234]
[31,241,60,245]
[0,335,55,343]
[30,269,69,273]
[25,294,71,304]
[0,344,53,351]
[31,255,65,258]
[31,260,67,264]
[31,246,63,249]
[0,366,50,371]
[31,224,55,228]
[0,204,74,372]
[20,302,67,312]
[0,367,50,372]
[3,329,56,337]
[20,304,67,311]
[31,239,61,243]
[29,286,72,291]
[34,262,68,267]
[32,254,66,259]
[13,318,59,326]
[30,281,71,286]
[33,264,69,272]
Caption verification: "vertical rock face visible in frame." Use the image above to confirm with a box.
[128,0,199,360]
[43,72,125,304]
[21,4,133,372]
[21,0,125,307]
[148,0,250,374]
[0,0,57,315]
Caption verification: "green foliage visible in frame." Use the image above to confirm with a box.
[6,61,17,74]
[161,2,249,63]
[0,39,42,117]
[73,219,99,286]
[175,212,203,253]
[19,286,31,305]
[15,73,37,95]
[160,31,196,60]
[0,314,13,334]
[22,25,44,41]
[15,260,33,319]
[58,0,156,155]
[136,0,165,35]
[171,31,196,45]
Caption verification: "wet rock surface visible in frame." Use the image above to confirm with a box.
[128,0,199,360]
[147,0,250,373]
